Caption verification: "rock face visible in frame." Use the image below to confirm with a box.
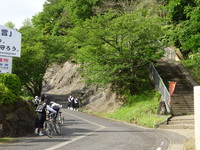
[42,62,84,95]
[42,61,123,113]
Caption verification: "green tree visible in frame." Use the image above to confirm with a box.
[22,18,33,27]
[178,3,200,54]
[71,10,164,94]
[67,0,101,22]
[32,0,70,35]
[4,22,16,30]
[32,0,102,35]
[165,0,199,57]
[167,0,196,23]
[12,26,69,96]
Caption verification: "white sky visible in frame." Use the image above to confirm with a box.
[0,0,46,29]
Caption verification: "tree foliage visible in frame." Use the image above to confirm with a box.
[32,0,70,35]
[13,25,70,96]
[70,10,164,94]
[4,22,16,30]
[165,0,199,57]
[11,0,200,97]
[67,0,101,22]
[166,0,196,23]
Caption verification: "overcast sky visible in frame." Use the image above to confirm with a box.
[0,0,46,29]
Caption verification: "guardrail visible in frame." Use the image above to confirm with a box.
[149,64,171,113]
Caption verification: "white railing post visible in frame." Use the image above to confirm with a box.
[194,86,200,150]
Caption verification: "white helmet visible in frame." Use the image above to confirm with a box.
[35,96,38,99]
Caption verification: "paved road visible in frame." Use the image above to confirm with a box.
[0,109,187,150]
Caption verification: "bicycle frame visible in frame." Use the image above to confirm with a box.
[44,113,62,138]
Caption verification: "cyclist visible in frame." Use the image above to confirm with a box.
[50,100,62,114]
[50,100,64,125]
[35,95,57,136]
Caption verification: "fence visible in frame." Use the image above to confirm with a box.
[148,64,171,113]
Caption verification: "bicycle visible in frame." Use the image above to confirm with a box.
[51,103,64,125]
[43,113,62,138]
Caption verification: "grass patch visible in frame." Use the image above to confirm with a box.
[0,137,16,144]
[102,90,168,128]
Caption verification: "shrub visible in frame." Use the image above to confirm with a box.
[0,84,18,105]
[0,74,21,96]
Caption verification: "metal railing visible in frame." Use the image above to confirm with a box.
[149,64,171,113]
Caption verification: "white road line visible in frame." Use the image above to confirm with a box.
[44,111,106,150]
[156,141,165,150]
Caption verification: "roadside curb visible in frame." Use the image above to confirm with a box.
[162,128,194,150]
[167,143,184,150]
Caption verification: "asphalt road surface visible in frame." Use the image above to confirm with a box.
[0,109,187,150]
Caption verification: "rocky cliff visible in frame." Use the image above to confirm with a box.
[42,61,123,113]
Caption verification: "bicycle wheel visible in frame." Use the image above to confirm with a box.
[58,112,64,125]
[61,116,64,125]
[44,121,52,138]
[55,121,62,135]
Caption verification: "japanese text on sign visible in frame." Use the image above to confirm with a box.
[0,56,12,73]
[0,25,21,57]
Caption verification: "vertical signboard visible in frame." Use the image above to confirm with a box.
[0,56,12,73]
[0,25,21,57]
